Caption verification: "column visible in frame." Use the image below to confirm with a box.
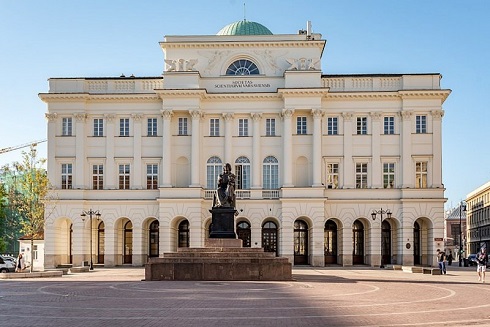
[45,113,57,185]
[223,113,234,165]
[104,114,116,189]
[342,112,354,188]
[431,110,444,188]
[311,109,324,187]
[251,113,262,189]
[103,220,116,267]
[282,109,294,187]
[400,111,413,188]
[370,112,382,188]
[189,110,202,187]
[74,113,87,189]
[132,226,143,266]
[132,114,143,189]
[161,110,173,187]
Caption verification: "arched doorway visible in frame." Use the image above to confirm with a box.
[262,221,278,256]
[237,221,251,247]
[324,220,338,265]
[381,220,392,266]
[178,220,190,248]
[123,221,133,264]
[413,221,421,265]
[97,221,105,264]
[149,220,159,257]
[353,220,364,264]
[69,224,73,264]
[294,220,309,265]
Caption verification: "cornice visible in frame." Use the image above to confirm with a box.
[39,93,90,102]
[204,93,279,100]
[325,92,399,100]
[155,89,207,100]
[161,40,325,50]
[39,93,159,102]
[278,88,329,97]
[399,89,451,103]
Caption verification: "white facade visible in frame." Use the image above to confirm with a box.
[40,21,450,268]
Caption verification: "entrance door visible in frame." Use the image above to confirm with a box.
[124,221,133,264]
[381,220,391,265]
[324,220,338,265]
[413,221,421,265]
[236,221,251,247]
[178,220,190,248]
[262,221,278,256]
[294,220,308,265]
[97,221,105,264]
[353,220,364,264]
[149,220,159,257]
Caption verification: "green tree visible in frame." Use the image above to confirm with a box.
[2,145,54,272]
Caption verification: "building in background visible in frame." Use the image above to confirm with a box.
[466,181,490,255]
[444,203,467,262]
[39,20,450,269]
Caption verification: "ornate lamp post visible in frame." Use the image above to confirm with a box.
[458,201,467,267]
[371,208,392,268]
[81,209,101,270]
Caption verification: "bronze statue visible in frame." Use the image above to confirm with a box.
[213,163,236,208]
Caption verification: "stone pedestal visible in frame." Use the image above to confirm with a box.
[209,207,236,239]
[145,241,292,281]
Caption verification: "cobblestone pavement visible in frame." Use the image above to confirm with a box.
[1,265,489,327]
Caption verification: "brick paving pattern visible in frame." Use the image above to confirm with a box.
[1,266,489,326]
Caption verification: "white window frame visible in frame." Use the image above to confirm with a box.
[238,118,249,137]
[61,163,73,189]
[415,115,427,134]
[356,116,367,135]
[235,156,251,190]
[296,116,307,135]
[327,117,338,135]
[415,161,428,188]
[93,118,103,137]
[266,118,276,136]
[118,164,130,189]
[119,118,130,137]
[146,164,158,189]
[147,118,157,136]
[383,162,395,188]
[62,117,72,136]
[383,116,395,135]
[178,117,188,136]
[210,118,220,137]
[92,164,104,190]
[263,156,279,189]
[355,162,368,189]
[326,163,339,189]
[206,156,222,189]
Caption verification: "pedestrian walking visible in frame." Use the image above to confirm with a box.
[437,249,446,275]
[476,246,487,283]
[15,253,25,272]
[447,251,453,266]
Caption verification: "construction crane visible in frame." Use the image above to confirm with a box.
[0,139,47,154]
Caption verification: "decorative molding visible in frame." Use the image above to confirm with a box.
[281,108,295,119]
[160,110,173,120]
[104,114,116,122]
[131,114,144,121]
[251,112,263,122]
[286,57,320,71]
[45,113,58,122]
[369,112,382,121]
[164,40,325,50]
[400,111,413,121]
[164,59,198,72]
[73,113,87,122]
[222,113,234,121]
[342,112,354,121]
[311,109,324,119]
[431,109,444,120]
[189,110,203,120]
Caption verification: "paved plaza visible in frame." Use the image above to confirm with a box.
[0,265,489,327]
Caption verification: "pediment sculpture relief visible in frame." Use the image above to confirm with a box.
[286,57,320,71]
[164,59,198,72]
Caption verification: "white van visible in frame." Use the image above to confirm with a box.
[0,255,16,273]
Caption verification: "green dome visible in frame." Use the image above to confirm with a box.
[217,20,273,36]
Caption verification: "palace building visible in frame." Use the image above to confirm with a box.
[39,20,450,269]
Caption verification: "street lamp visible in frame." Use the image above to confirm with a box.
[458,201,467,267]
[81,209,101,270]
[371,208,392,268]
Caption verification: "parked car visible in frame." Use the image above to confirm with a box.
[467,254,478,266]
[0,255,16,273]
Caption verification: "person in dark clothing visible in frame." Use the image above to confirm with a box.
[436,249,446,274]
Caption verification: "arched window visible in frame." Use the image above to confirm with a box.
[149,220,159,257]
[207,156,223,189]
[124,221,133,264]
[324,220,337,265]
[236,221,251,247]
[235,156,250,190]
[263,156,279,189]
[226,59,259,75]
[97,221,105,264]
[178,220,190,248]
[262,221,278,256]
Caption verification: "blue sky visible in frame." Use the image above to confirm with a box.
[0,0,488,209]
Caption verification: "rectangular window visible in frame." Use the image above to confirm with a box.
[416,115,427,133]
[92,164,103,190]
[33,245,38,260]
[119,118,129,136]
[118,164,130,190]
[296,116,307,134]
[384,116,394,135]
[326,163,339,189]
[62,117,72,136]
[415,161,428,188]
[356,117,367,135]
[147,118,157,136]
[146,164,158,190]
[93,118,103,137]
[61,163,72,189]
[210,118,220,136]
[383,163,395,188]
[178,117,188,135]
[238,118,249,136]
[266,118,276,136]
[355,163,368,189]
[327,117,338,135]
